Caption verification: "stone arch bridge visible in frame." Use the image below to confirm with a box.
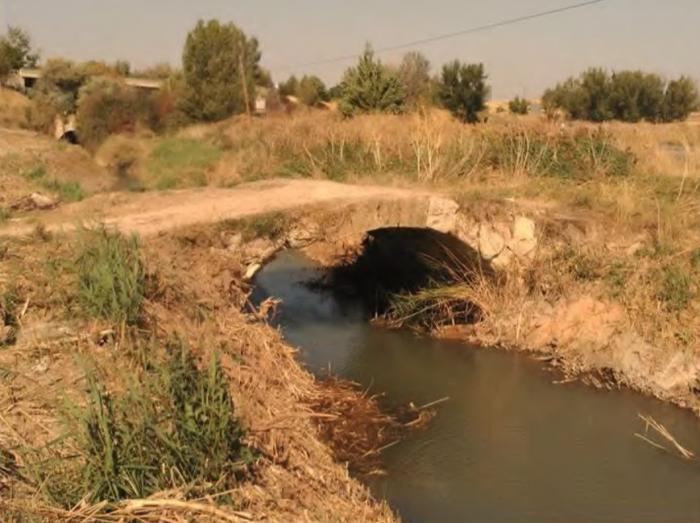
[0,179,537,268]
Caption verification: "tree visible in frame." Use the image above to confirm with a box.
[278,75,299,98]
[543,69,697,123]
[181,19,261,122]
[297,75,329,106]
[76,77,156,149]
[135,63,175,80]
[662,76,699,122]
[579,68,612,122]
[256,67,274,88]
[26,59,88,131]
[328,83,343,100]
[0,26,38,78]
[438,61,489,123]
[114,60,131,77]
[338,46,405,117]
[509,96,529,115]
[608,71,665,122]
[398,51,433,108]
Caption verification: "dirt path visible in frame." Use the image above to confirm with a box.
[0,178,436,237]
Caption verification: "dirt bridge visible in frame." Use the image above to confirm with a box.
[0,179,537,267]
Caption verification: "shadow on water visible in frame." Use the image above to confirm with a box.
[252,249,700,523]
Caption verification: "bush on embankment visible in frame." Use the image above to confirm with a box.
[20,344,250,508]
[76,227,146,325]
[75,77,161,151]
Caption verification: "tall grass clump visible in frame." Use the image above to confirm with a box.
[27,346,250,507]
[0,288,20,346]
[486,127,634,179]
[146,137,221,189]
[658,264,696,313]
[21,165,86,202]
[76,227,145,325]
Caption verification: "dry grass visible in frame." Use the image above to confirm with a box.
[0,226,398,522]
[0,87,31,128]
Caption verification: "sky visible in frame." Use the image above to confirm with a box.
[1,0,699,99]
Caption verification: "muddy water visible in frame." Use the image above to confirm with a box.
[253,250,700,523]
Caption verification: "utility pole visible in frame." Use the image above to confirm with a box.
[239,38,251,116]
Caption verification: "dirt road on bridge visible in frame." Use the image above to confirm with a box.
[0,178,438,237]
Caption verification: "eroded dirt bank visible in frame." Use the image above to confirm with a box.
[231,198,700,420]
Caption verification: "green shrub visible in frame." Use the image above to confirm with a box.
[509,96,530,115]
[338,46,406,117]
[438,61,490,123]
[543,68,699,122]
[22,165,47,181]
[662,76,699,122]
[76,228,145,325]
[228,212,287,241]
[76,77,158,150]
[146,137,220,189]
[659,264,695,313]
[0,26,38,78]
[280,74,330,106]
[398,51,435,108]
[0,289,20,347]
[485,129,634,179]
[27,59,89,132]
[21,165,86,202]
[29,346,249,506]
[42,178,86,202]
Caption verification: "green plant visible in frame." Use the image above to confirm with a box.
[690,249,700,270]
[0,289,20,347]
[22,165,47,181]
[543,68,699,123]
[438,61,490,123]
[76,227,145,325]
[29,347,250,507]
[509,96,530,115]
[21,165,86,201]
[398,51,434,108]
[0,206,9,223]
[296,75,329,106]
[0,26,38,78]
[181,19,261,121]
[338,46,405,117]
[605,260,631,298]
[226,212,287,241]
[662,76,699,122]
[146,137,220,188]
[658,264,695,313]
[42,178,86,202]
[76,76,159,149]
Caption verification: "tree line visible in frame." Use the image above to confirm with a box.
[1,21,698,147]
[542,68,698,123]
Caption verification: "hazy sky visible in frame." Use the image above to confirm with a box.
[2,0,698,99]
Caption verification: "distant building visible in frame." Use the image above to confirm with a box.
[255,96,267,115]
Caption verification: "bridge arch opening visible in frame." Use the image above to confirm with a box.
[60,130,79,145]
[326,227,494,328]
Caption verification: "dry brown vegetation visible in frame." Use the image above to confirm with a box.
[0,226,398,522]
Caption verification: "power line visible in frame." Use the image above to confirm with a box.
[275,0,609,71]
